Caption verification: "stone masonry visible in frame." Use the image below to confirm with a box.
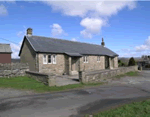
[79,56,105,71]
[0,63,29,78]
[38,53,65,75]
[79,65,138,84]
[36,53,118,75]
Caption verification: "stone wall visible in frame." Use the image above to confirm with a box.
[38,53,65,75]
[25,71,56,86]
[79,66,138,83]
[0,63,29,77]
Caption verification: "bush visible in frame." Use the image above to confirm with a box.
[121,63,125,66]
[128,57,136,66]
[118,59,127,67]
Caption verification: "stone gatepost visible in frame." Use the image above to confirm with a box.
[69,57,72,75]
[48,75,56,86]
[79,71,86,83]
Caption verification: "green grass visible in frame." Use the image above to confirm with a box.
[115,71,139,79]
[85,99,150,117]
[0,76,104,93]
[0,71,139,93]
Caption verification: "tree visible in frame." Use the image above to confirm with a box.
[128,57,136,66]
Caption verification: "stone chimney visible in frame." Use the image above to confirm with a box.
[101,38,105,47]
[27,28,32,36]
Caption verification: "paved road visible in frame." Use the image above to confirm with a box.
[1,70,150,117]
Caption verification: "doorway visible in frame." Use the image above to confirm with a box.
[105,56,109,69]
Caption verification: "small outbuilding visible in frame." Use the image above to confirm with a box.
[0,44,12,63]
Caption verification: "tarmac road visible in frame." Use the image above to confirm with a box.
[1,70,150,117]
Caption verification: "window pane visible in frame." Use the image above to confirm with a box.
[43,55,47,63]
[48,55,51,63]
[53,55,55,62]
[83,56,85,62]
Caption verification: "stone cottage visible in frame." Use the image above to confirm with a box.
[19,28,119,75]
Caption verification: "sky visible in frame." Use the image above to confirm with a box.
[0,0,150,58]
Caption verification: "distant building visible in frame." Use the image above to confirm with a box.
[0,44,12,63]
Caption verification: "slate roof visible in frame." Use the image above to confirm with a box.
[19,35,118,57]
[0,44,12,53]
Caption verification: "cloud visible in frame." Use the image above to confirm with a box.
[117,36,150,57]
[80,17,106,38]
[1,0,16,4]
[135,36,150,52]
[42,0,137,38]
[0,4,8,16]
[71,38,77,41]
[50,23,67,37]
[10,41,22,58]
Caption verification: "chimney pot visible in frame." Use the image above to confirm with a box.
[27,28,32,35]
[101,37,105,47]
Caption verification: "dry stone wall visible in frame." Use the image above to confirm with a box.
[79,66,138,83]
[25,71,56,86]
[0,63,29,78]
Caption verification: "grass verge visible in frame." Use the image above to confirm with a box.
[0,71,139,93]
[115,71,139,79]
[85,99,150,117]
[0,76,104,93]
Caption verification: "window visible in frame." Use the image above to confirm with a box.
[48,55,52,64]
[53,54,56,64]
[97,56,100,62]
[43,54,47,64]
[83,56,88,63]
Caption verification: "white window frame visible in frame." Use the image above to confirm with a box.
[97,56,100,62]
[53,54,57,64]
[47,54,52,64]
[83,56,88,63]
[43,54,47,64]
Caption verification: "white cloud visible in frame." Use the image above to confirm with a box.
[117,36,150,57]
[71,38,77,41]
[80,17,106,38]
[42,0,137,38]
[50,23,67,37]
[0,4,8,16]
[10,41,22,58]
[80,30,92,39]
[135,36,150,52]
[0,0,16,3]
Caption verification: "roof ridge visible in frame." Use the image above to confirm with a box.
[28,35,103,47]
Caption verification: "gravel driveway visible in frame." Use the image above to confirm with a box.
[107,70,150,85]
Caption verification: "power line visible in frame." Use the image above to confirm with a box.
[0,37,20,45]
